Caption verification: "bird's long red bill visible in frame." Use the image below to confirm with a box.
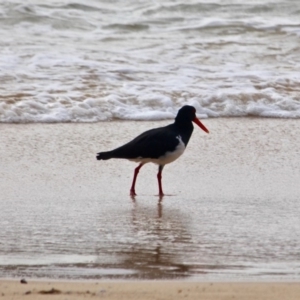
[193,117,209,133]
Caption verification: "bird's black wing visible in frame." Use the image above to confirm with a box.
[108,124,180,159]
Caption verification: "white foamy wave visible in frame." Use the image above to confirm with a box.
[1,83,300,122]
[1,0,300,122]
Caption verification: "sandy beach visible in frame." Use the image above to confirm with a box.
[1,280,300,300]
[1,118,300,296]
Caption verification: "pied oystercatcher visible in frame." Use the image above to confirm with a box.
[96,105,209,196]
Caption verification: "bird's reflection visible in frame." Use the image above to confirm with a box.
[95,198,193,279]
[157,200,163,218]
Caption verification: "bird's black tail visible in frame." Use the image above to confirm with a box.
[96,151,113,160]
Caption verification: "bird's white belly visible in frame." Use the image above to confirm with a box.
[130,136,186,165]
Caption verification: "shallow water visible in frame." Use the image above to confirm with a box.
[1,194,300,280]
[1,120,300,280]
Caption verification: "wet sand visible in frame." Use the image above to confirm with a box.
[1,119,300,281]
[1,280,300,300]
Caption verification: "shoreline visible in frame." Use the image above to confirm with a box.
[1,279,300,300]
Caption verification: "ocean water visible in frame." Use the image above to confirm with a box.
[1,0,300,122]
[1,0,300,282]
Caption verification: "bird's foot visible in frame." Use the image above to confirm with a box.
[130,190,137,197]
[157,192,164,199]
[158,194,164,202]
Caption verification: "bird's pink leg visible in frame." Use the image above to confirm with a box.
[157,165,164,197]
[130,163,144,196]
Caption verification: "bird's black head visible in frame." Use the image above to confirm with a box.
[175,105,209,133]
[175,105,197,123]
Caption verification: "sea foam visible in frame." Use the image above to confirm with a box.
[1,0,300,122]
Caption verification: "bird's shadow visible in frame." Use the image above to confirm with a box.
[130,194,176,203]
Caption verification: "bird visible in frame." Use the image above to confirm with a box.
[96,105,209,196]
